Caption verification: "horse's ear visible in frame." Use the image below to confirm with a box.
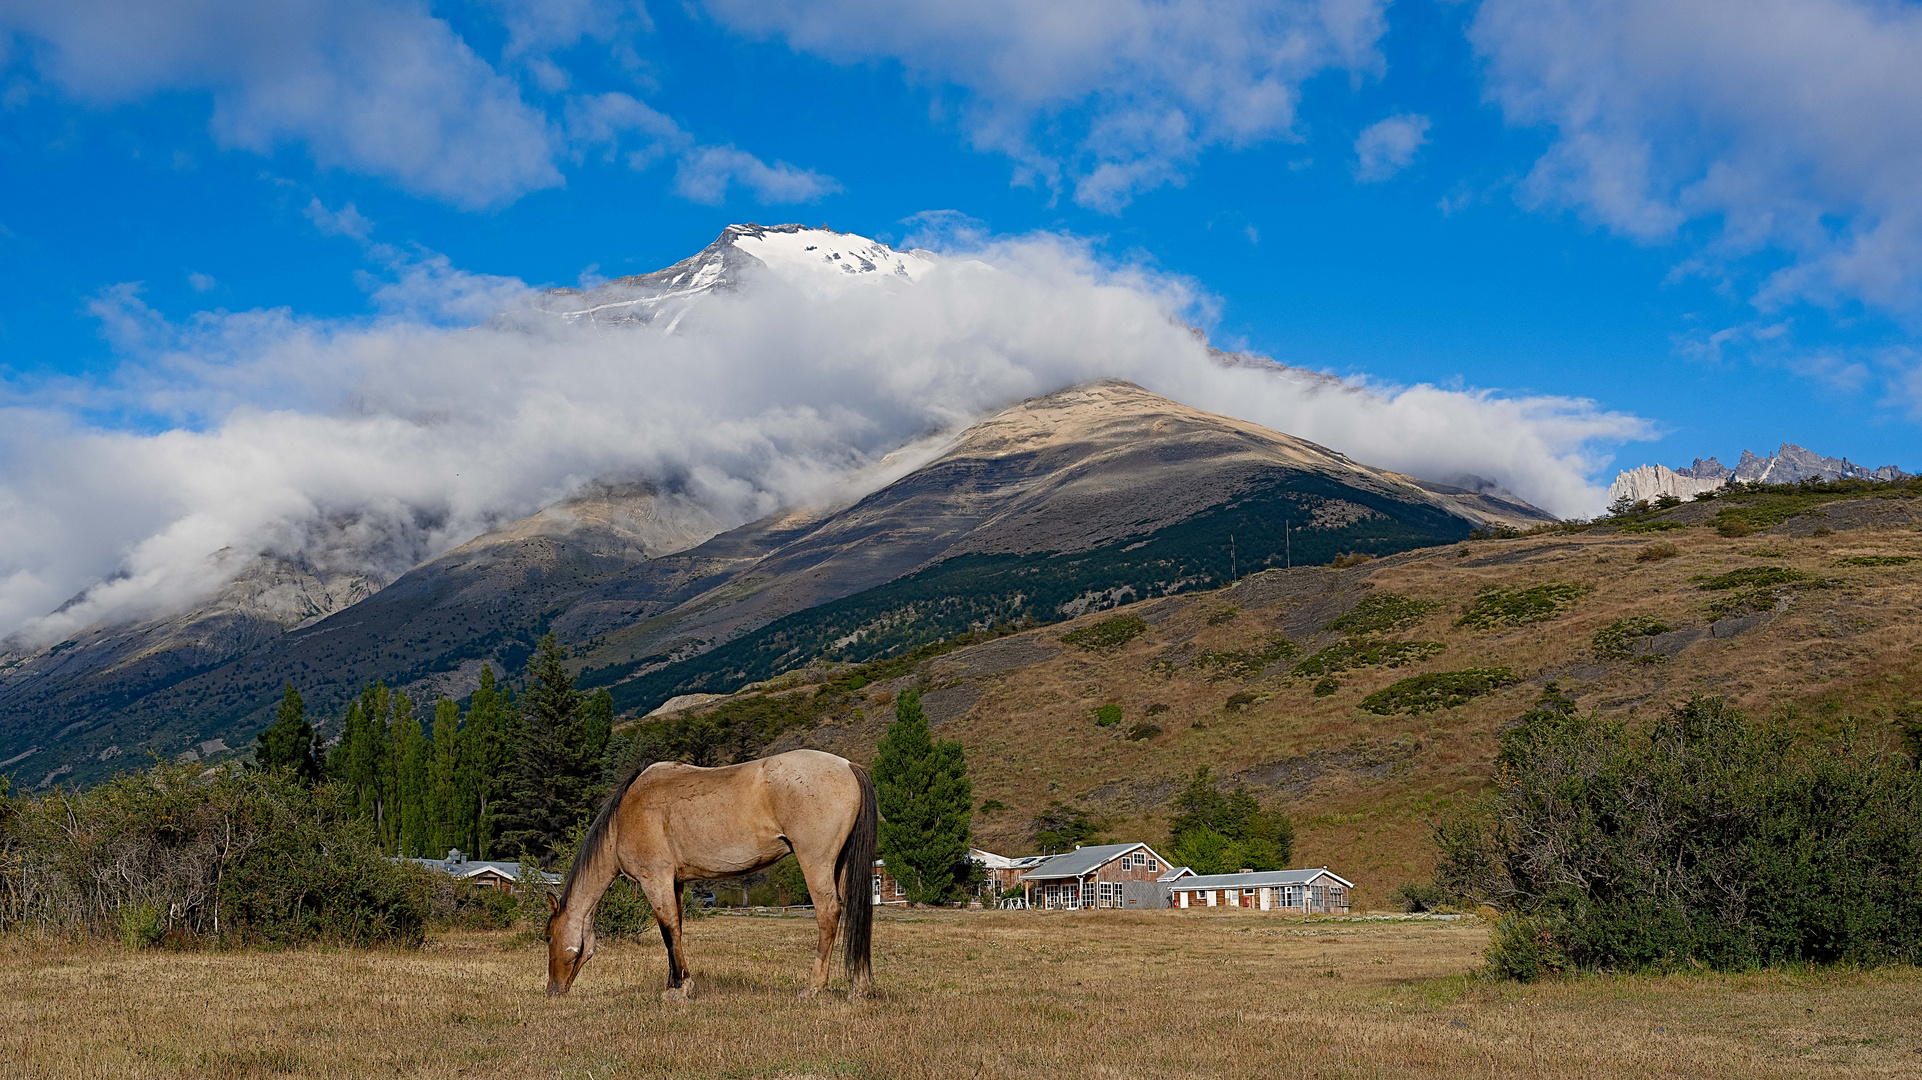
[545,892,560,915]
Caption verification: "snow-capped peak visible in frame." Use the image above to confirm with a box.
[536,224,935,328]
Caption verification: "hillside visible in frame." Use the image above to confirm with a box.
[0,380,1548,788]
[634,483,1922,905]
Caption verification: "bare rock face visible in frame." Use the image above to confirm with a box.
[1608,445,1909,505]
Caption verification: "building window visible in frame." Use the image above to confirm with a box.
[895,879,905,896]
[1147,859,1158,872]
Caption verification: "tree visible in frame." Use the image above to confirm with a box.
[495,635,597,865]
[427,697,462,854]
[389,695,430,857]
[329,683,392,826]
[253,683,321,782]
[581,688,614,770]
[454,666,513,859]
[1165,766,1294,874]
[1030,801,1105,855]
[871,690,973,905]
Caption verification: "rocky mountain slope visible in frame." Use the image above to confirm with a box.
[643,480,1922,905]
[0,380,1551,788]
[1609,444,1909,503]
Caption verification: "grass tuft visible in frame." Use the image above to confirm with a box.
[1456,584,1591,630]
[1361,668,1520,715]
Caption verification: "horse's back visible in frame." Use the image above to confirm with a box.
[622,750,860,877]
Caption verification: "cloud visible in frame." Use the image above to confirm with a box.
[698,0,1389,212]
[0,0,563,208]
[1473,0,1922,320]
[303,198,374,241]
[187,272,217,293]
[1354,113,1429,183]
[0,229,1649,646]
[566,92,839,204]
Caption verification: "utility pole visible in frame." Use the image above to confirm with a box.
[1230,533,1237,580]
[1285,521,1291,569]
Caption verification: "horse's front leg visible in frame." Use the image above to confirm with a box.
[641,875,693,1001]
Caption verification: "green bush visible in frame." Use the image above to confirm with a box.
[1618,519,1687,533]
[1387,880,1459,913]
[1193,636,1298,680]
[1456,583,1591,630]
[1591,615,1672,662]
[1093,704,1123,727]
[1692,566,1811,590]
[1206,607,1241,625]
[1223,691,1259,712]
[115,904,165,950]
[1325,593,1441,635]
[1061,615,1148,651]
[1485,914,1571,981]
[1360,668,1520,715]
[1835,555,1916,567]
[1312,676,1341,698]
[1432,690,1922,976]
[1292,638,1444,678]
[1124,723,1161,741]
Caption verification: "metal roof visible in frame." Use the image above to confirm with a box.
[400,855,562,885]
[1163,867,1354,890]
[1019,842,1167,881]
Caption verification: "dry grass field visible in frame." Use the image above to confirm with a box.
[6,910,1920,1079]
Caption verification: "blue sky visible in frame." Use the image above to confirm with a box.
[1,0,1920,638]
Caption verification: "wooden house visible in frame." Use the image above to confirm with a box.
[1017,843,1174,910]
[872,848,1045,905]
[1165,867,1354,913]
[401,849,561,893]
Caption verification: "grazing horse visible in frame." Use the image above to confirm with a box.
[545,748,877,1001]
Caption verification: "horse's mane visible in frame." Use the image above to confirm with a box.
[560,760,649,907]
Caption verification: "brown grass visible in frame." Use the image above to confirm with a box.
[5,913,1919,1079]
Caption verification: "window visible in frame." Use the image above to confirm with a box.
[895,879,905,896]
[1147,858,1158,872]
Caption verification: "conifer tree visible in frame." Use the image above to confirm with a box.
[581,688,614,770]
[253,683,321,781]
[427,697,462,854]
[495,636,595,865]
[871,689,973,905]
[330,683,392,826]
[454,666,512,859]
[1165,766,1294,874]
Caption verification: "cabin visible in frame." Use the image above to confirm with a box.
[401,848,562,892]
[1165,868,1354,913]
[1017,842,1175,910]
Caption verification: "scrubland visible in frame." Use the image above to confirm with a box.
[6,910,1920,1079]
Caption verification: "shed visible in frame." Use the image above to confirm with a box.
[401,849,562,892]
[1166,867,1353,914]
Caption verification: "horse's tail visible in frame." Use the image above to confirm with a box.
[835,762,877,988]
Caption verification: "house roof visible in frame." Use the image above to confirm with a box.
[401,856,562,885]
[1019,842,1166,881]
[1164,867,1355,890]
[969,847,1040,869]
[1158,866,1196,881]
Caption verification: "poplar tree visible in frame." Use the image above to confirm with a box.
[496,635,595,865]
[390,696,430,856]
[455,666,513,859]
[253,683,321,781]
[427,697,462,854]
[330,683,392,826]
[871,689,973,905]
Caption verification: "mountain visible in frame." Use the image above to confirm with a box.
[1609,444,1909,504]
[0,378,1552,788]
[634,480,1922,903]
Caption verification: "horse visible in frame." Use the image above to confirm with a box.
[544,748,877,1001]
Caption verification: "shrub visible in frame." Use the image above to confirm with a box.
[1716,517,1754,537]
[1618,519,1687,534]
[978,799,1006,815]
[1707,588,1779,619]
[1193,636,1298,680]
[1223,691,1259,712]
[1456,583,1591,630]
[1206,606,1241,625]
[1145,702,1170,716]
[1061,615,1147,651]
[1836,554,1916,566]
[1325,593,1441,635]
[1124,723,1162,741]
[1094,704,1123,727]
[1360,668,1520,715]
[1635,542,1678,563]
[1328,552,1374,569]
[1432,690,1922,976]
[1692,566,1811,590]
[1591,615,1672,662]
[1388,880,1458,913]
[1312,676,1340,698]
[1292,638,1444,678]
[1485,915,1571,981]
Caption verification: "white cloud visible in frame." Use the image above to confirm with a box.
[566,92,839,204]
[187,272,217,293]
[0,230,1649,646]
[1473,0,1922,320]
[303,198,374,241]
[698,0,1389,212]
[1354,113,1429,183]
[0,0,562,208]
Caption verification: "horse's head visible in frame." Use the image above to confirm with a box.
[544,892,595,996]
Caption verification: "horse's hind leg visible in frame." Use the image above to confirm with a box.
[640,875,693,1001]
[797,854,842,998]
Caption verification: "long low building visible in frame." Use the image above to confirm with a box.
[1167,868,1353,913]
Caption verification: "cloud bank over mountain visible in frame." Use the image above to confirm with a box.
[0,228,1649,647]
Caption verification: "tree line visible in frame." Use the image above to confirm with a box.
[254,634,611,865]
